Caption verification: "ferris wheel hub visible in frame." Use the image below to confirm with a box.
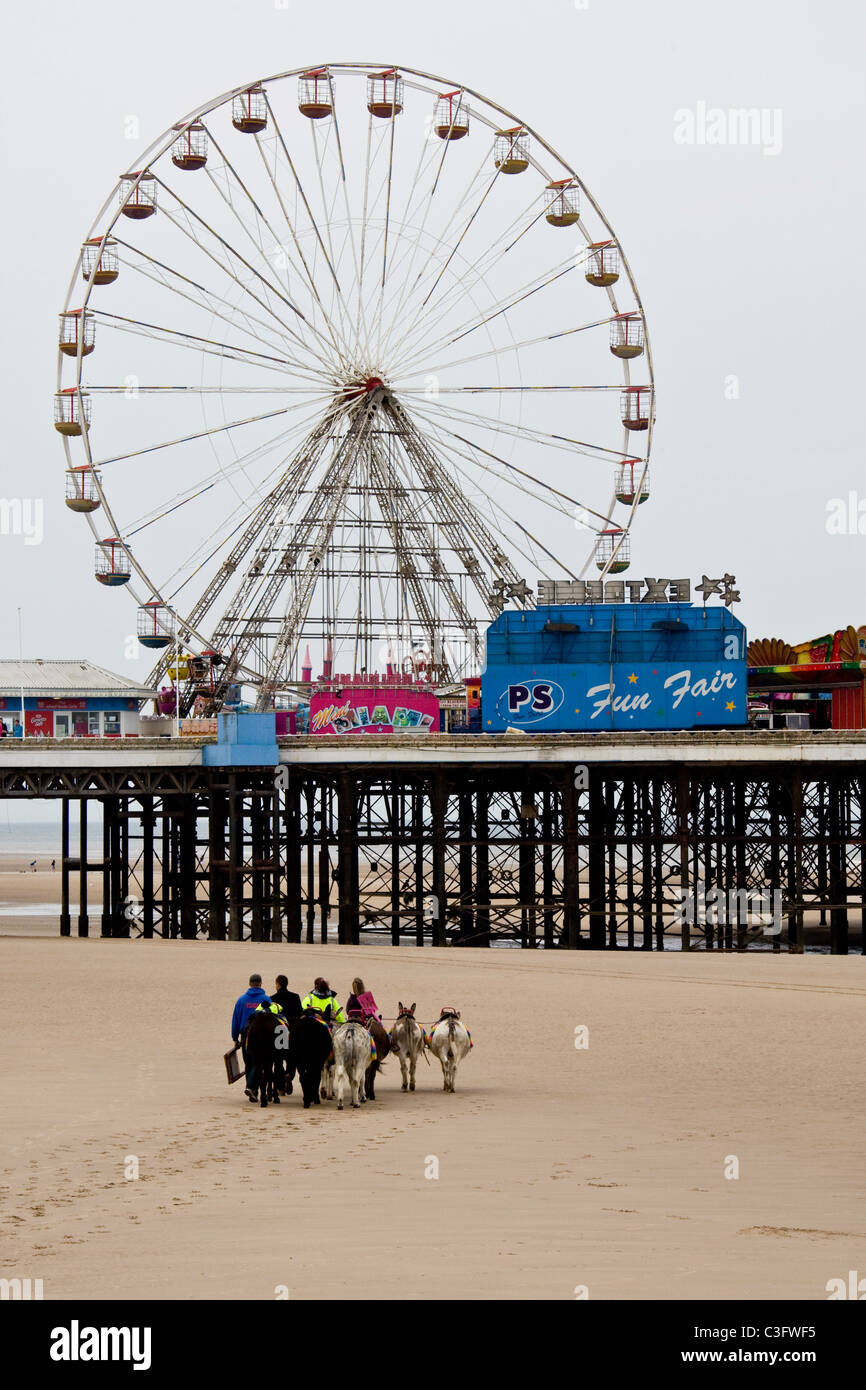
[337,374,388,404]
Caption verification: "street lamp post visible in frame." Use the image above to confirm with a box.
[17,607,25,741]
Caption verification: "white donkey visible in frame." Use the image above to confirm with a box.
[427,1008,472,1093]
[389,1002,425,1092]
[332,1021,373,1110]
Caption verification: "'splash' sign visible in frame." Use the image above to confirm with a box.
[310,687,439,735]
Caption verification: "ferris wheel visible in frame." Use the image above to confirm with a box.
[56,62,655,711]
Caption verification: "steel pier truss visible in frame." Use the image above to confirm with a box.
[1,759,860,950]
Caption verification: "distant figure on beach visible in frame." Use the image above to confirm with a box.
[231,973,272,1102]
[346,976,381,1021]
[302,977,346,1024]
[51,860,56,871]
[29,860,36,872]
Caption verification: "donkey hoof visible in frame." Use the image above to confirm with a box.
[337,1101,343,1110]
[410,1083,415,1092]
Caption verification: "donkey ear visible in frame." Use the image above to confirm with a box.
[410,1002,416,1013]
[398,1000,403,1011]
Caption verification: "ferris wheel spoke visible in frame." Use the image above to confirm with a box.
[267,96,344,302]
[87,385,326,394]
[385,113,443,257]
[152,184,339,376]
[378,131,481,346]
[393,254,579,374]
[262,95,344,301]
[90,308,304,371]
[114,239,314,365]
[386,183,548,365]
[91,330,315,380]
[153,181,306,323]
[161,428,327,605]
[152,202,323,365]
[420,423,582,579]
[392,234,599,372]
[416,169,501,316]
[91,405,296,468]
[124,401,338,537]
[407,392,632,463]
[410,414,612,527]
[373,89,401,357]
[354,114,377,361]
[392,315,614,381]
[308,117,357,355]
[197,125,303,299]
[251,103,354,369]
[401,384,624,394]
[399,181,555,332]
[327,74,364,351]
[387,144,492,340]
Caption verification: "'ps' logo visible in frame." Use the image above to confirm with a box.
[501,680,564,725]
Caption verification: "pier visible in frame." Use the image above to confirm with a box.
[1,731,863,951]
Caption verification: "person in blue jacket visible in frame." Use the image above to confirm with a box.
[231,973,272,1101]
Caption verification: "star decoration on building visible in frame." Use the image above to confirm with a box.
[628,673,638,684]
[506,579,532,603]
[695,573,741,607]
[695,575,723,602]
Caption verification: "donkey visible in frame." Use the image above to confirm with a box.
[364,1016,390,1100]
[289,1013,334,1109]
[332,1021,373,1110]
[389,1002,425,1093]
[427,1009,472,1094]
[244,1009,289,1109]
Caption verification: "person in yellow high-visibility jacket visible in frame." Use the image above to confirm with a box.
[301,977,346,1025]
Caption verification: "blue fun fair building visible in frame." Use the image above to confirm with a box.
[480,601,747,733]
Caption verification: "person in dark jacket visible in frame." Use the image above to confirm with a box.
[231,973,271,1101]
[271,975,303,1095]
[271,975,302,1018]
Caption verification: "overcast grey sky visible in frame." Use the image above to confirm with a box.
[2,0,864,682]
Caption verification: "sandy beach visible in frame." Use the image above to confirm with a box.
[1,938,863,1301]
[0,855,80,937]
